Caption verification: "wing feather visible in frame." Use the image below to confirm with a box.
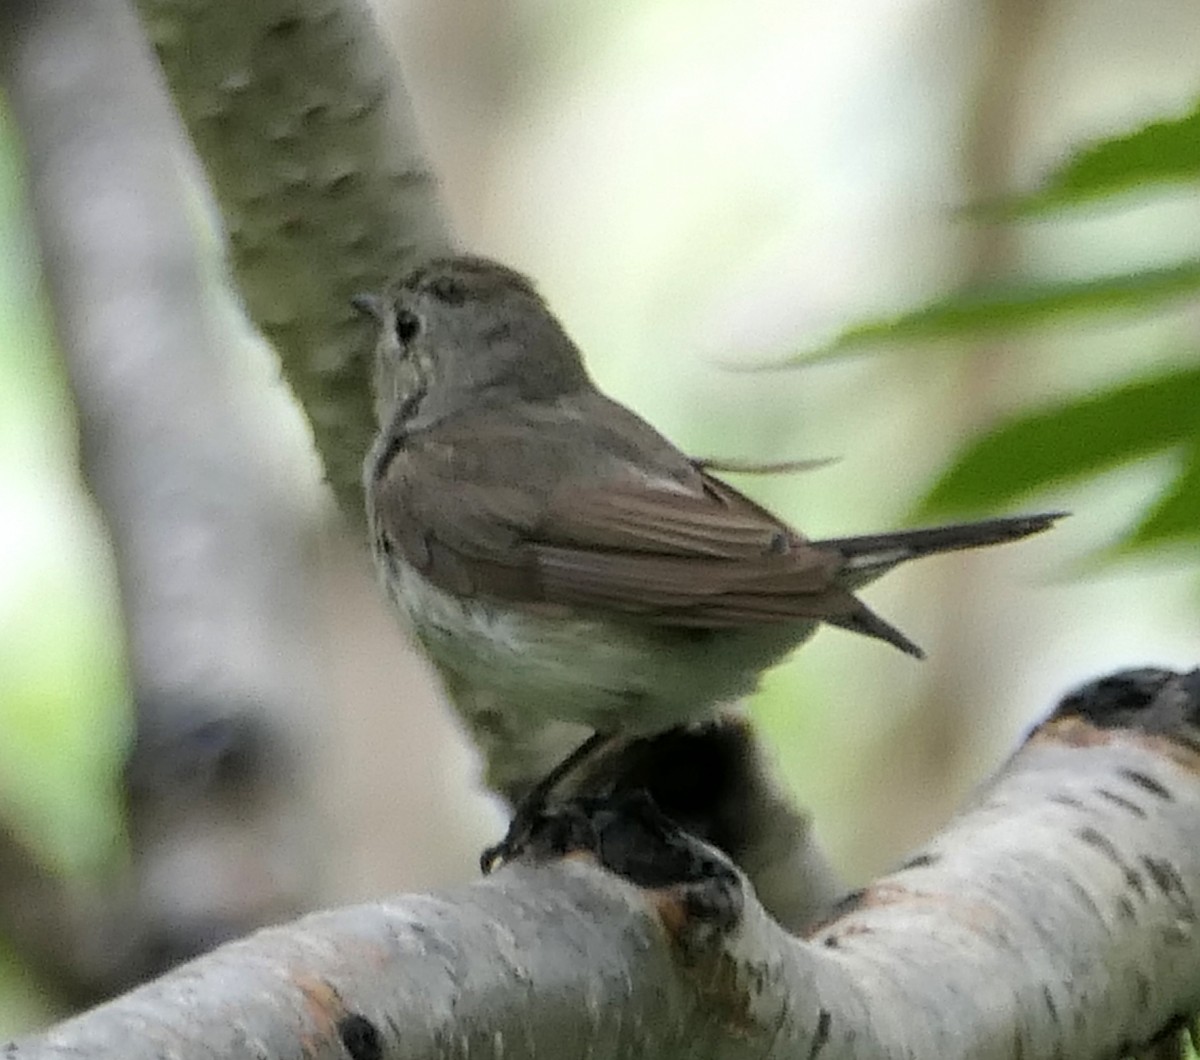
[371,400,846,629]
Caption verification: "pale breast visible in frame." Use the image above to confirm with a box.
[372,539,816,737]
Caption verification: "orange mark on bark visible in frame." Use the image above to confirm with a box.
[1032,717,1115,748]
[645,885,761,1034]
[1032,717,1200,774]
[812,882,999,945]
[294,975,346,1050]
[647,887,690,938]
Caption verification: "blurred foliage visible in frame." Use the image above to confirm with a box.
[1004,97,1200,214]
[786,96,1200,558]
[0,104,131,880]
[921,367,1199,539]
[0,103,134,1036]
[0,939,55,1040]
[797,261,1200,352]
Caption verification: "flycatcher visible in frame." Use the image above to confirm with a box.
[357,256,1060,861]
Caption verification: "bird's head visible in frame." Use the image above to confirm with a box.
[354,255,591,429]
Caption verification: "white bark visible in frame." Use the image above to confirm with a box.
[10,669,1200,1059]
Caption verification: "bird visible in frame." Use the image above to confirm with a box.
[355,254,1061,868]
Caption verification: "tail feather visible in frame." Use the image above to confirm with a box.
[828,603,926,659]
[816,512,1065,588]
[817,512,1064,656]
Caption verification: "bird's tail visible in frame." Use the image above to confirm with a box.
[814,512,1065,658]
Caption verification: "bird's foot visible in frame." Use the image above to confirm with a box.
[480,788,744,933]
[481,729,614,874]
[480,804,544,874]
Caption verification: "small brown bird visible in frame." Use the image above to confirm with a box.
[357,255,1060,865]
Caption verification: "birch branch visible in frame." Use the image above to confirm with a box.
[10,667,1200,1059]
[136,0,453,518]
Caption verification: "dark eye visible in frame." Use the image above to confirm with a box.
[395,310,421,344]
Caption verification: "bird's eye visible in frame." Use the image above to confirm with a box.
[395,309,421,344]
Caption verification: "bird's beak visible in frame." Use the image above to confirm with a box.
[351,292,384,321]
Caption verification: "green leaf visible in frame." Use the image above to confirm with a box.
[917,365,1200,515]
[1123,448,1200,549]
[786,260,1200,362]
[1009,97,1200,214]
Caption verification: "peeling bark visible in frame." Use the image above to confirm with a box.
[10,669,1200,1059]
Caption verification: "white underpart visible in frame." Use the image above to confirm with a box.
[377,552,816,737]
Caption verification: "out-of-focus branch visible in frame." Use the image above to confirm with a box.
[136,0,453,518]
[0,0,327,999]
[10,668,1200,1059]
[884,0,1052,855]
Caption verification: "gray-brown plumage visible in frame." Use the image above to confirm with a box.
[361,255,1060,744]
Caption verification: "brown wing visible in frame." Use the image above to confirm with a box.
[531,472,852,625]
[371,403,860,629]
